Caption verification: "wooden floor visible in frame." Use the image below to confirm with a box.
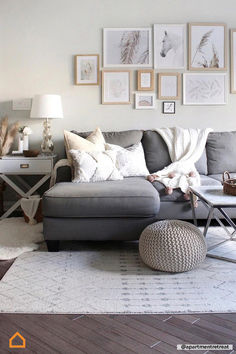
[0,260,235,354]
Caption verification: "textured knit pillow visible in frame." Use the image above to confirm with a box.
[64,127,105,164]
[69,149,123,183]
[106,143,149,177]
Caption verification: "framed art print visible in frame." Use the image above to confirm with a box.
[137,69,154,91]
[103,28,152,67]
[158,73,181,100]
[163,101,175,114]
[183,73,227,105]
[231,29,236,93]
[74,54,99,85]
[102,70,131,104]
[135,93,155,109]
[188,23,227,71]
[154,24,186,70]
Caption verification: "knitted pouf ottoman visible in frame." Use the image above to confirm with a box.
[139,220,207,273]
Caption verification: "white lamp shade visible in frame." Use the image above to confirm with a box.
[30,94,63,119]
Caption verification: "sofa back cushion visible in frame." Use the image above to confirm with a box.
[142,130,207,175]
[206,131,236,174]
[141,131,171,173]
[72,130,143,148]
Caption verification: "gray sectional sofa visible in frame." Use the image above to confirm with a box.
[43,129,236,251]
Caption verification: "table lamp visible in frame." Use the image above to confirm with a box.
[30,94,63,154]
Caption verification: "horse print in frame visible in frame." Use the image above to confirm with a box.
[154,24,186,70]
[103,28,152,68]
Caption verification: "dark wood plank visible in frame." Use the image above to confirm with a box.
[78,315,160,354]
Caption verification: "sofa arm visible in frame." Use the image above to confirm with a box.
[50,159,72,187]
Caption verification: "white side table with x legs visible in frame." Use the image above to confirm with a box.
[0,154,56,219]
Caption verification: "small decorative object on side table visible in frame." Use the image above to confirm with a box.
[190,185,236,263]
[0,154,56,219]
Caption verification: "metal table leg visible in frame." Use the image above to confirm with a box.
[203,206,214,237]
[190,191,197,227]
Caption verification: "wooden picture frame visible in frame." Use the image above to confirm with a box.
[158,73,181,100]
[74,54,99,85]
[135,93,156,109]
[188,23,227,71]
[137,69,154,91]
[103,28,152,67]
[231,29,236,93]
[102,70,131,105]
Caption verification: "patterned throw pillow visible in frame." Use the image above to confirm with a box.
[106,143,149,177]
[69,149,123,183]
[64,127,106,165]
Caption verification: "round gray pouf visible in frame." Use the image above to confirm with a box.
[139,220,207,273]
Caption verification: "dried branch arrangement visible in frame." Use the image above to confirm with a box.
[0,116,19,156]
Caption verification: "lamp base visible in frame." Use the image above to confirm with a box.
[41,118,54,154]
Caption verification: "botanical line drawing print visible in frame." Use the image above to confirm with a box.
[109,79,126,98]
[188,78,222,100]
[81,60,95,80]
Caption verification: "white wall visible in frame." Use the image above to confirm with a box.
[1,0,236,157]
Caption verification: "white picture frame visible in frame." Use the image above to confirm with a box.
[74,54,99,85]
[102,70,131,105]
[154,24,186,70]
[103,28,152,67]
[183,73,227,105]
[231,29,236,93]
[189,23,227,71]
[135,93,155,109]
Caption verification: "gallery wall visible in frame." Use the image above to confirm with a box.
[0,0,236,157]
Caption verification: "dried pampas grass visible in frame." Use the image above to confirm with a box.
[0,116,19,156]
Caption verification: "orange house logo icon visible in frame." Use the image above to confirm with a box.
[9,332,26,349]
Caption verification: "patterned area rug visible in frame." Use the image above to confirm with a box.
[1,228,236,314]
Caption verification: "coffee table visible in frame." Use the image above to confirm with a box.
[190,186,236,263]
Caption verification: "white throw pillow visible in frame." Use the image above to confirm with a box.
[69,149,123,183]
[106,143,149,177]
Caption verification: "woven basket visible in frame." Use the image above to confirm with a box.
[222,171,236,196]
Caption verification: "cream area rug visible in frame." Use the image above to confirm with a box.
[1,229,236,314]
[0,218,43,260]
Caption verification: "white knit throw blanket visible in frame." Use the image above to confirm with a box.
[153,127,213,193]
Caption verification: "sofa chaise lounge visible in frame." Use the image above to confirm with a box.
[43,129,236,251]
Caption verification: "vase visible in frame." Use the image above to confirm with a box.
[18,136,24,153]
[23,135,29,150]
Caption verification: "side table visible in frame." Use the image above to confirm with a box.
[0,154,56,219]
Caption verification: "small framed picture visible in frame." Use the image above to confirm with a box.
[135,93,155,109]
[74,54,99,85]
[137,69,154,91]
[102,70,131,105]
[183,73,227,105]
[231,29,236,93]
[188,23,227,71]
[103,28,152,67]
[158,73,181,100]
[163,102,175,114]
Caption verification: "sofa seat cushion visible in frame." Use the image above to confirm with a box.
[209,173,236,183]
[152,175,221,202]
[43,177,160,218]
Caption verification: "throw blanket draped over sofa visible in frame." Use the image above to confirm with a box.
[150,127,213,195]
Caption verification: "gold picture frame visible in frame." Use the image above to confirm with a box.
[137,69,154,91]
[74,54,99,85]
[188,23,227,71]
[102,70,132,105]
[158,73,181,100]
[231,29,236,93]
